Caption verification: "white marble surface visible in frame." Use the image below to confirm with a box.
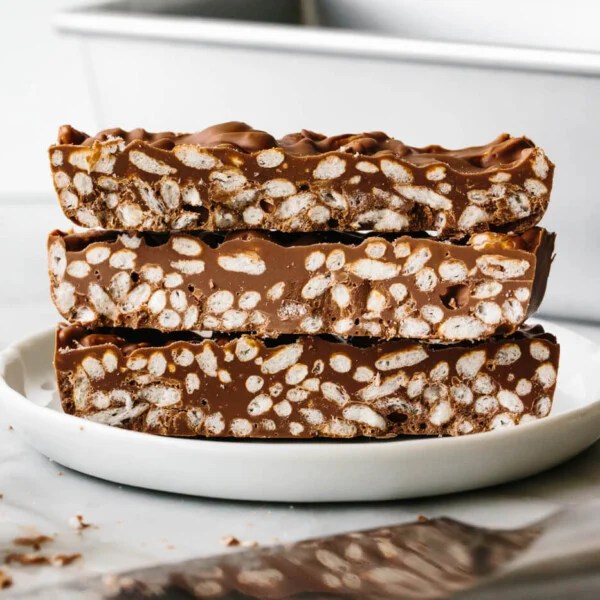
[1,197,600,595]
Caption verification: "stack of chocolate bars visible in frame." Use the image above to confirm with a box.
[47,123,559,438]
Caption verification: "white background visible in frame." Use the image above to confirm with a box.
[0,0,96,196]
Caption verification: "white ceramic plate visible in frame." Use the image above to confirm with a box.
[1,320,599,503]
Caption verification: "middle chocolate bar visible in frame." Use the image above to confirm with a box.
[48,227,554,342]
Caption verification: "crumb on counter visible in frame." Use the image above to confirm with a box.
[5,552,82,568]
[220,535,240,547]
[13,535,54,551]
[0,569,12,589]
[69,514,93,531]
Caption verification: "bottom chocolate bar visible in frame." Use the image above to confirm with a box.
[55,325,559,439]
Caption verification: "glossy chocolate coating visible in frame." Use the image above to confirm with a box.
[58,122,532,167]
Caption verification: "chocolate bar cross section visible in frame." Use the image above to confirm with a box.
[55,324,559,438]
[48,228,554,342]
[49,123,554,236]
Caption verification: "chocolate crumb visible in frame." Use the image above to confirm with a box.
[51,553,81,567]
[220,535,240,547]
[417,514,429,523]
[0,570,12,589]
[13,535,54,551]
[5,553,49,566]
[6,552,82,567]
[69,514,92,530]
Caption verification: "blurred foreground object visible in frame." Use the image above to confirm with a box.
[17,503,600,599]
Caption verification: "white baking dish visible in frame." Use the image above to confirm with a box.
[317,0,600,53]
[54,0,600,321]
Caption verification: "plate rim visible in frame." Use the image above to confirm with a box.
[1,320,600,457]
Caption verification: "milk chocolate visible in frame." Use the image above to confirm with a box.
[55,324,559,439]
[49,123,553,236]
[48,228,554,342]
[102,517,539,599]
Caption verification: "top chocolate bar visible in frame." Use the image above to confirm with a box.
[49,122,553,236]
